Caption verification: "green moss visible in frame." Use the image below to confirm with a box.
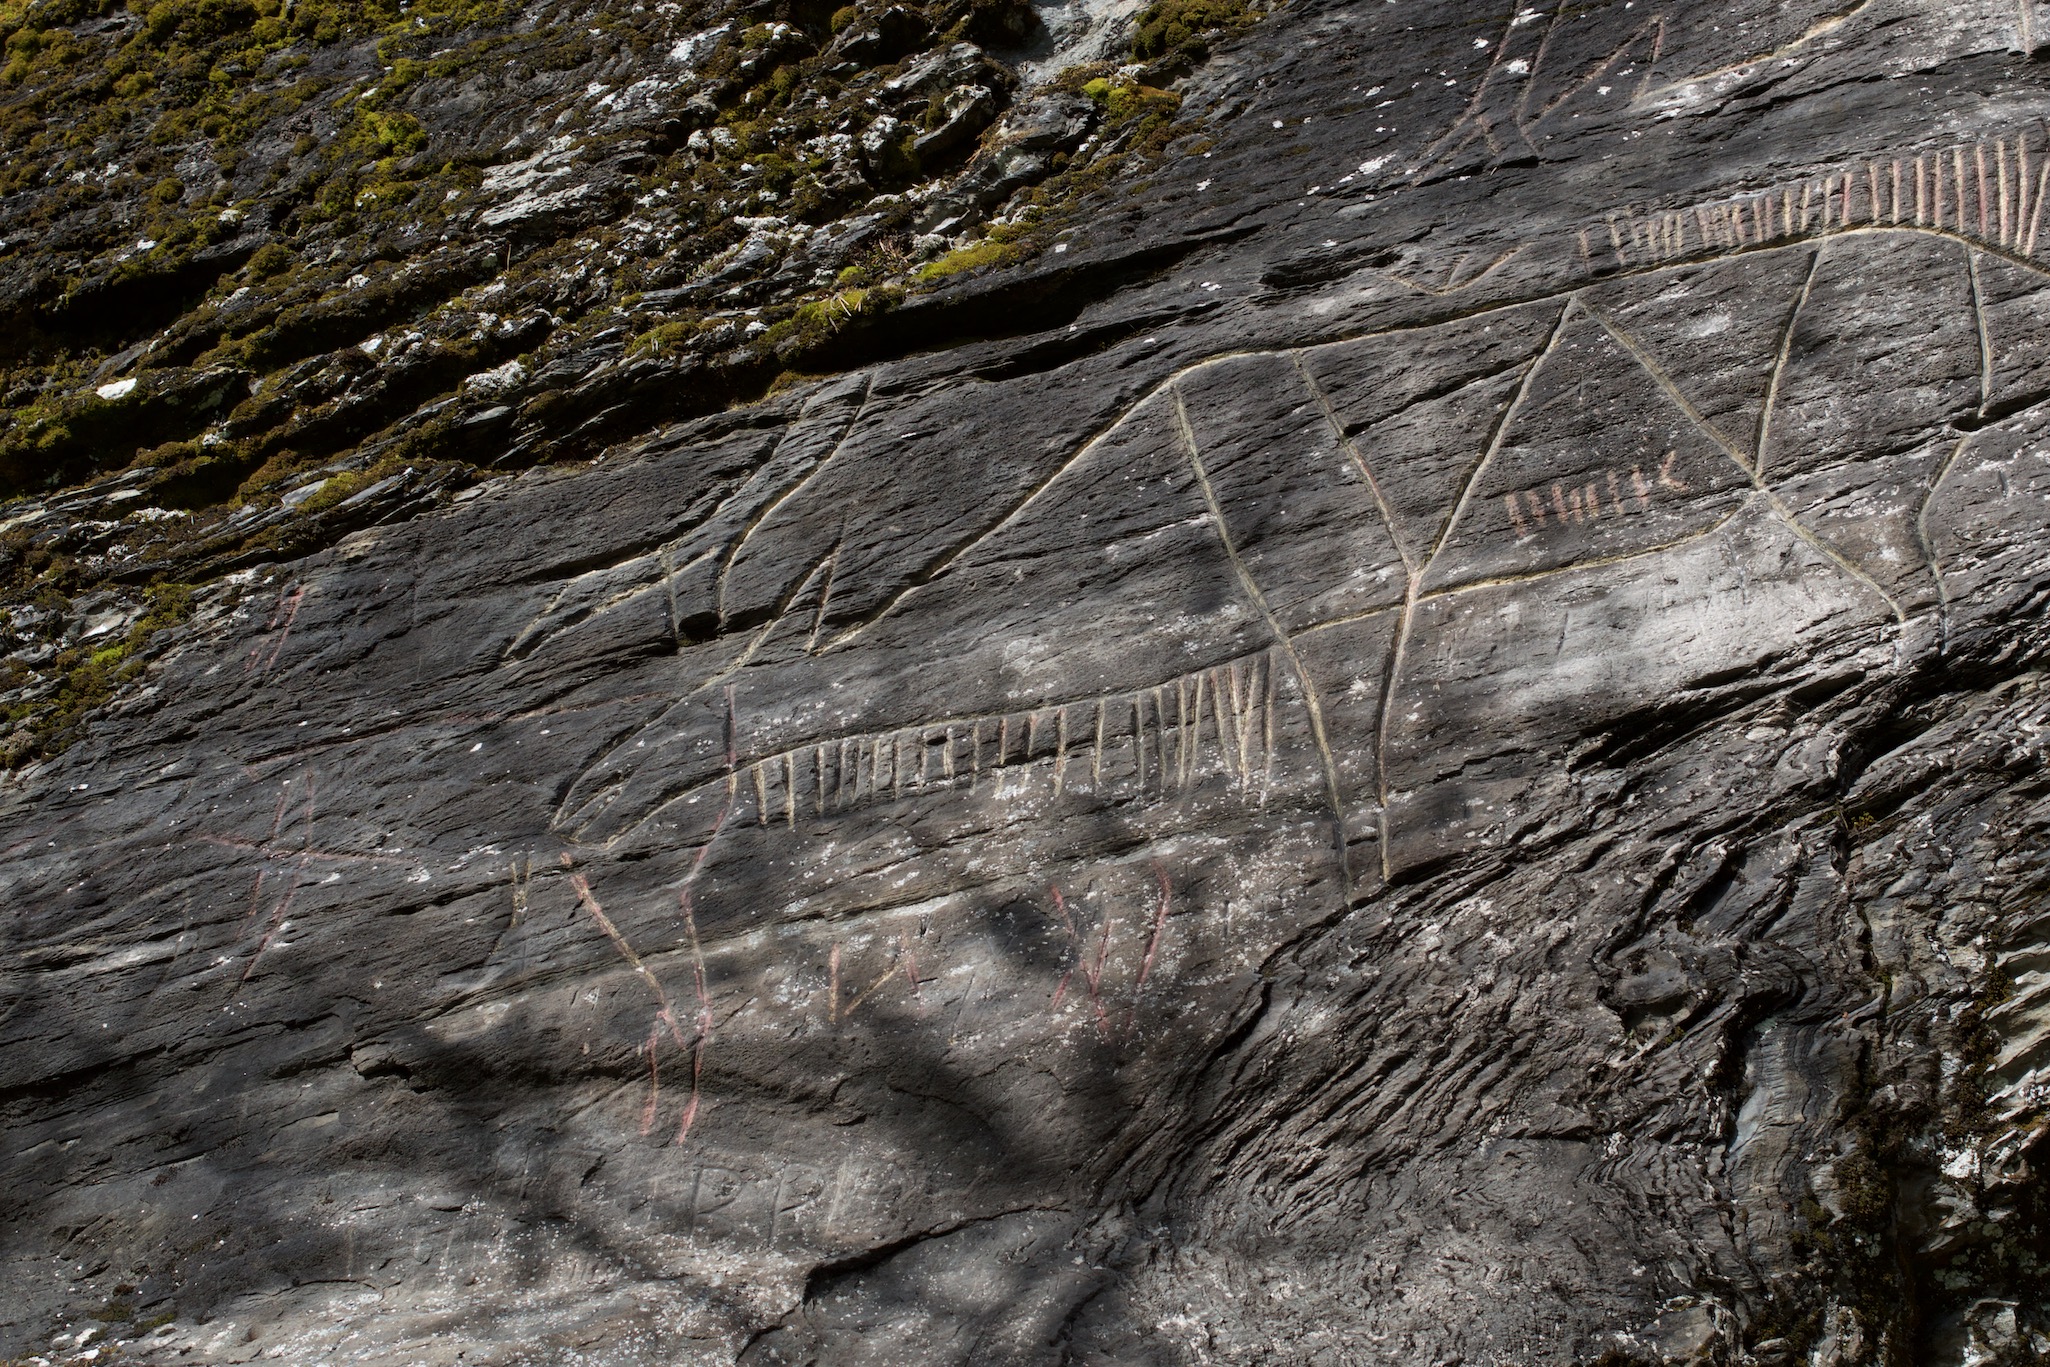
[2,578,195,768]
[757,284,896,359]
[359,107,425,155]
[1131,0,1261,61]
[628,316,707,356]
[289,467,363,513]
[914,237,1018,282]
[1110,83,1178,120]
[244,242,293,279]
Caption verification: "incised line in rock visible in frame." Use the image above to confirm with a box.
[208,768,418,997]
[1047,882,1114,1036]
[691,545,837,696]
[1968,243,1996,419]
[565,858,692,1131]
[244,585,304,676]
[1290,352,1415,575]
[1415,1,1537,169]
[829,932,925,1022]
[549,554,837,842]
[1753,246,1824,477]
[1513,0,1567,126]
[482,851,533,971]
[668,692,736,1145]
[513,545,722,664]
[1173,384,1351,896]
[1584,297,1906,622]
[1914,433,1975,655]
[807,535,843,651]
[564,686,736,1146]
[1413,39,1509,170]
[1590,129,2050,271]
[573,213,2006,847]
[1126,861,1176,1039]
[1414,1,1663,176]
[504,380,868,666]
[1416,501,1754,606]
[1380,299,1571,879]
[1042,866,1172,1041]
[715,373,873,628]
[228,771,315,995]
[1380,247,1524,299]
[1633,0,1877,107]
[1523,14,1663,127]
[660,542,688,650]
[811,229,1927,651]
[813,376,1243,653]
[595,644,1294,847]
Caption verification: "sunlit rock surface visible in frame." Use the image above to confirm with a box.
[8,1,2050,1363]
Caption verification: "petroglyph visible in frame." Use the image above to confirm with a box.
[501,376,870,669]
[1585,129,2050,269]
[546,206,2050,882]
[566,650,1296,846]
[1413,0,1667,174]
[1632,0,1880,109]
[199,767,424,993]
[1044,864,1177,1039]
[243,584,305,677]
[1499,454,1684,536]
[26,0,2050,1354]
[1376,246,1524,298]
[1413,1,1894,179]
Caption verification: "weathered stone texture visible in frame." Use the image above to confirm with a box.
[9,1,2050,1364]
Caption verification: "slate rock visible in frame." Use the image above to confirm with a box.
[11,2,2050,1366]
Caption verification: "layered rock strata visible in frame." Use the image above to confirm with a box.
[8,1,2050,1364]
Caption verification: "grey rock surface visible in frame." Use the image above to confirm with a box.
[9,1,2050,1364]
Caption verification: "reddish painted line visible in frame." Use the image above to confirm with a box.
[640,1024,662,1136]
[1135,864,1173,992]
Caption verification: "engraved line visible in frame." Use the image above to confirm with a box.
[1634,2,1877,107]
[714,374,873,625]
[1968,243,1995,419]
[1173,385,1351,893]
[1382,298,1572,879]
[1586,301,1906,622]
[1914,433,1973,654]
[1293,351,1418,573]
[1415,499,1750,604]
[819,385,1194,650]
[1526,16,1662,128]
[713,209,2050,671]
[1753,246,1826,479]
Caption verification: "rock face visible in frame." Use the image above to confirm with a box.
[9,1,2050,1364]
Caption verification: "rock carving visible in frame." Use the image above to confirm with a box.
[9,2,2050,1364]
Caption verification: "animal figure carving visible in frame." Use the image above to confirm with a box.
[546,227,2042,891]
